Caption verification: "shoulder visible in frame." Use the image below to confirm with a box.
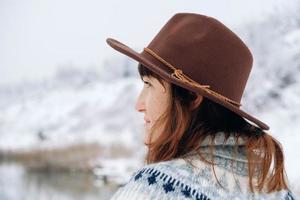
[110,157,295,200]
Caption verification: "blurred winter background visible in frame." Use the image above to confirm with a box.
[0,0,299,199]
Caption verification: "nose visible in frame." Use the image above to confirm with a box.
[135,91,145,112]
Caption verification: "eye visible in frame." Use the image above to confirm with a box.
[143,80,151,88]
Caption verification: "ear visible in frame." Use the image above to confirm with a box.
[190,94,203,110]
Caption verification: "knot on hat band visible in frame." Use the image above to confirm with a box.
[143,47,242,107]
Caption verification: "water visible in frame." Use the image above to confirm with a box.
[0,163,120,200]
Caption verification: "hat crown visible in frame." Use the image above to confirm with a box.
[142,13,253,104]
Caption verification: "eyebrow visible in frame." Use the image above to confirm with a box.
[142,76,152,81]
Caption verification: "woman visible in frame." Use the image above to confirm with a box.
[106,13,296,199]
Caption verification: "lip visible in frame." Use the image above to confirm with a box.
[144,117,151,123]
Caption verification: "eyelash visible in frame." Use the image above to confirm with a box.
[143,81,151,87]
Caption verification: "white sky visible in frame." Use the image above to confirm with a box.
[0,0,297,85]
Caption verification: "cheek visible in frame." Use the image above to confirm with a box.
[146,91,169,122]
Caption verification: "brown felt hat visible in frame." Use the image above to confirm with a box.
[106,12,269,130]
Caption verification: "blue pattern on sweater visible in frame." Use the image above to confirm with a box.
[133,167,210,200]
[285,191,296,200]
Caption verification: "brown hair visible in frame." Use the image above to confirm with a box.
[138,63,289,193]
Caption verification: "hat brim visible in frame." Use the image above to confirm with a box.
[106,38,270,130]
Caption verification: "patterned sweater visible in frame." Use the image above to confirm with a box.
[110,133,296,200]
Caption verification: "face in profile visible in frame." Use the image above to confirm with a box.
[135,75,170,145]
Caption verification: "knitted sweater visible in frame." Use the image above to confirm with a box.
[110,133,296,200]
